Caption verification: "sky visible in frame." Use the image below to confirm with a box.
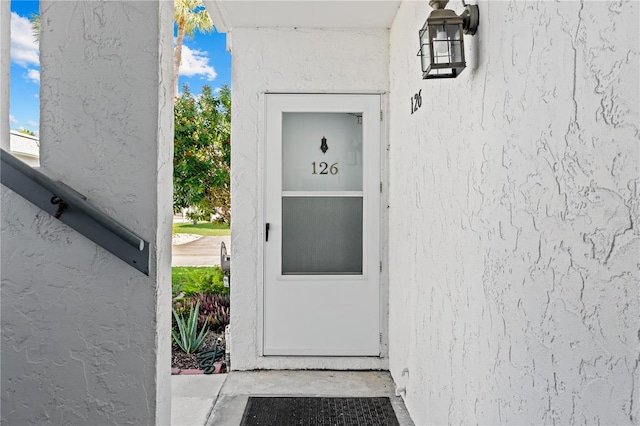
[9,0,232,136]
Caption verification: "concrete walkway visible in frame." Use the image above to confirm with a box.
[171,374,227,425]
[171,371,413,425]
[170,231,412,425]
[172,235,231,267]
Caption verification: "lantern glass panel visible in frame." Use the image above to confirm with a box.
[447,24,462,64]
[430,24,452,65]
[425,21,465,78]
[419,27,431,75]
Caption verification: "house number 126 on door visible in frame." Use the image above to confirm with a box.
[312,162,339,175]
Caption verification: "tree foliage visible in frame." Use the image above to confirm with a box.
[174,84,231,223]
[17,128,37,136]
[29,13,40,42]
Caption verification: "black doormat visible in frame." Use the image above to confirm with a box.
[240,396,400,426]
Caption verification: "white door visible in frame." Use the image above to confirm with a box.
[264,94,381,356]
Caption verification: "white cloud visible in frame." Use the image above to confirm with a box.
[11,12,39,68]
[179,44,217,81]
[27,121,39,128]
[25,68,40,83]
[9,115,18,124]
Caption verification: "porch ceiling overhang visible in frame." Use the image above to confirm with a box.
[203,0,402,32]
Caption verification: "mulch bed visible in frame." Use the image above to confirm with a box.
[172,331,226,373]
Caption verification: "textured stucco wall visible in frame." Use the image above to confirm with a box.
[1,1,173,424]
[230,27,390,370]
[388,1,639,424]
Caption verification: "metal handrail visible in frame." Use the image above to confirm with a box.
[1,148,150,275]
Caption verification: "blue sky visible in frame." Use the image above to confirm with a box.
[9,0,231,135]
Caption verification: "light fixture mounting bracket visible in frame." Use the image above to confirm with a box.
[461,4,479,35]
[429,0,449,9]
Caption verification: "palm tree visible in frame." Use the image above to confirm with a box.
[17,128,37,136]
[174,0,214,98]
[29,13,40,42]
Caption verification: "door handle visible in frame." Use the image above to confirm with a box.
[265,223,270,242]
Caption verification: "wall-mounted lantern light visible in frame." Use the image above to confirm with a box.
[418,0,479,79]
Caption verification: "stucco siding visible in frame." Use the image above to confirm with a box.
[230,27,390,370]
[388,1,639,424]
[1,1,173,424]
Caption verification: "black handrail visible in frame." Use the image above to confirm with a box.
[1,148,150,275]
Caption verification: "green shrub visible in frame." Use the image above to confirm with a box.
[172,266,229,298]
[172,301,209,354]
[197,268,227,295]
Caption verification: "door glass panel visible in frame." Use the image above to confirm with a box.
[282,197,363,275]
[282,113,362,192]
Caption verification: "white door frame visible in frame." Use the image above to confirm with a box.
[262,93,383,357]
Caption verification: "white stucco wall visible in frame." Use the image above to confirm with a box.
[1,1,173,424]
[9,131,40,167]
[230,27,390,370]
[388,1,639,424]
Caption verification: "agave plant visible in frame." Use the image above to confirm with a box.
[172,300,209,354]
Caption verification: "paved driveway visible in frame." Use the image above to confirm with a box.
[172,236,231,267]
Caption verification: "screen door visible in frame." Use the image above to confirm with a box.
[264,94,381,356]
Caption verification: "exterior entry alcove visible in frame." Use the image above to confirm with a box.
[202,0,397,370]
[205,1,639,423]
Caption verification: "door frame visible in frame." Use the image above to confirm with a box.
[256,92,389,362]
